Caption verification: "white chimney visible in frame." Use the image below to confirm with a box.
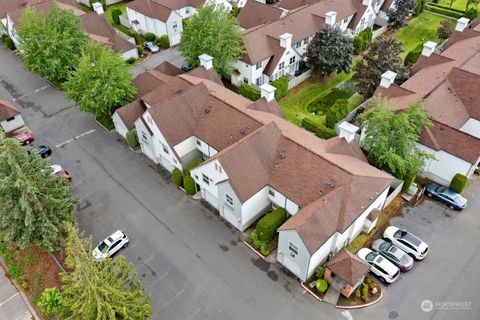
[279,33,293,48]
[455,17,469,32]
[380,70,397,89]
[92,2,104,14]
[421,41,437,57]
[362,0,372,6]
[338,121,359,143]
[325,11,337,26]
[260,83,276,102]
[199,54,213,70]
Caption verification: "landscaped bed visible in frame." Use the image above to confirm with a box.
[302,265,329,301]
[337,276,382,308]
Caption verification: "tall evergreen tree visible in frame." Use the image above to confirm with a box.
[0,132,75,252]
[18,5,88,83]
[62,224,151,320]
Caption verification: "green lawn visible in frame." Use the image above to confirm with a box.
[395,12,456,57]
[104,1,129,26]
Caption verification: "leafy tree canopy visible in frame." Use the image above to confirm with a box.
[387,0,416,30]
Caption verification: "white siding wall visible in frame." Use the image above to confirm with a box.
[165,12,183,46]
[241,186,271,230]
[134,118,157,162]
[306,233,336,277]
[174,136,197,160]
[122,47,139,60]
[268,187,299,215]
[0,115,24,133]
[354,5,376,34]
[460,118,480,139]
[218,181,243,230]
[112,112,128,138]
[190,159,229,208]
[277,230,310,280]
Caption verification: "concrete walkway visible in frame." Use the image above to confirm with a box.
[0,264,39,320]
[323,285,341,305]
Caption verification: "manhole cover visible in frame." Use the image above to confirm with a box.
[389,311,399,319]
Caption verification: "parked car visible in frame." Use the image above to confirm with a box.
[92,230,129,262]
[357,248,400,284]
[34,145,52,158]
[371,239,414,272]
[50,164,72,182]
[144,42,160,53]
[13,131,33,145]
[181,63,192,72]
[384,226,429,260]
[426,183,467,210]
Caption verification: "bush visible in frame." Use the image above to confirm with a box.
[256,208,288,242]
[427,2,465,13]
[137,45,144,56]
[355,288,361,299]
[230,5,239,17]
[362,283,369,301]
[247,230,270,256]
[325,99,349,129]
[125,129,138,148]
[111,8,122,25]
[353,27,372,55]
[315,266,325,279]
[238,83,261,101]
[404,43,423,66]
[425,5,464,18]
[465,7,478,20]
[184,175,196,195]
[132,32,143,45]
[4,37,15,50]
[37,288,64,316]
[402,171,416,192]
[450,173,468,193]
[126,57,136,64]
[437,19,453,40]
[270,76,288,100]
[172,168,183,186]
[301,117,336,139]
[144,32,156,42]
[158,35,170,49]
[184,159,203,176]
[315,279,329,293]
[413,0,425,16]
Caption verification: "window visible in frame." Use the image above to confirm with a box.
[303,38,309,45]
[289,56,295,65]
[6,116,15,122]
[244,77,248,83]
[226,194,234,206]
[197,139,201,146]
[194,175,199,180]
[256,61,262,70]
[186,8,189,14]
[279,62,285,70]
[202,173,210,185]
[295,42,301,48]
[360,18,365,25]
[269,189,275,197]
[256,76,263,86]
[343,18,347,24]
[288,242,298,256]
[162,143,169,154]
[173,21,178,32]
[141,131,148,141]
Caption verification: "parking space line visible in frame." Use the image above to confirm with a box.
[12,85,49,101]
[55,129,96,148]
[0,292,18,306]
[55,138,74,148]
[147,271,168,289]
[75,129,96,140]
[157,288,185,312]
[187,307,202,320]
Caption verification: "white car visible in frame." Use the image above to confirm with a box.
[92,230,129,262]
[384,226,429,260]
[357,248,400,284]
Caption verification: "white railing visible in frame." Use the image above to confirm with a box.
[287,69,312,90]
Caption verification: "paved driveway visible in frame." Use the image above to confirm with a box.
[1,44,479,320]
[130,47,185,76]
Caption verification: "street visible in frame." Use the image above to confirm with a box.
[1,44,479,320]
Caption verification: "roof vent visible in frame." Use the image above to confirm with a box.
[240,128,246,135]
[328,179,336,188]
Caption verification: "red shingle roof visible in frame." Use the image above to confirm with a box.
[326,249,370,286]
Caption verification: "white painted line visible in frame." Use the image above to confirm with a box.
[14,311,30,320]
[157,288,185,311]
[147,271,168,289]
[187,308,202,320]
[0,292,19,306]
[55,138,74,148]
[12,85,49,101]
[75,129,96,140]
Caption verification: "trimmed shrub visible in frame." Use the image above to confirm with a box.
[413,0,425,16]
[158,35,170,49]
[355,288,361,299]
[301,117,336,139]
[353,27,372,55]
[238,83,261,101]
[427,2,465,14]
[325,99,349,129]
[184,158,203,176]
[126,129,138,148]
[315,279,329,293]
[144,32,156,42]
[172,168,184,186]
[450,173,468,193]
[184,175,196,195]
[126,57,136,64]
[132,32,143,45]
[437,19,454,40]
[37,288,64,316]
[465,7,478,21]
[247,230,270,256]
[270,76,288,100]
[404,43,423,66]
[425,5,464,18]
[4,37,15,50]
[402,171,416,192]
[230,5,239,17]
[137,45,144,56]
[315,265,326,279]
[362,283,369,301]
[111,8,122,25]
[256,208,288,242]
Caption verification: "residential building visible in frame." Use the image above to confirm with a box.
[237,0,284,30]
[374,18,480,185]
[0,100,25,133]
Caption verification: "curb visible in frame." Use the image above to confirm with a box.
[300,281,323,302]
[95,119,113,131]
[243,241,267,261]
[335,290,383,309]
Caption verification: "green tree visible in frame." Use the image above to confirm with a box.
[65,42,136,117]
[180,5,244,75]
[37,287,64,316]
[359,97,433,179]
[61,224,151,319]
[0,132,75,252]
[18,6,88,84]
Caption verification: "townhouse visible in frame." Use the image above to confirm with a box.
[0,100,25,133]
[374,18,480,185]
[5,0,138,60]
[114,54,394,280]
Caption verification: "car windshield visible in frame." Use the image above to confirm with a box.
[393,230,406,239]
[379,241,391,252]
[365,252,376,262]
[436,186,447,193]
[97,241,109,253]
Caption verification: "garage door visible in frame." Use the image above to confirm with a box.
[222,205,239,230]
[282,255,301,278]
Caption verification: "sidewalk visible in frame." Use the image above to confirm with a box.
[0,263,39,320]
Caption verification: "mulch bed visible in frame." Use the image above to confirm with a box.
[336,276,382,307]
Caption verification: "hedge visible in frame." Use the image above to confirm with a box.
[158,35,170,49]
[172,168,184,186]
[238,83,261,101]
[270,76,288,100]
[353,27,372,55]
[413,0,425,16]
[137,45,144,56]
[427,2,465,14]
[256,208,287,242]
[184,158,203,176]
[325,99,349,129]
[144,32,156,42]
[111,8,122,25]
[404,43,423,66]
[301,117,336,139]
[450,173,468,193]
[3,37,15,50]
[425,5,464,18]
[402,171,416,192]
[126,57,136,64]
[465,7,478,20]
[184,175,196,195]
[126,129,138,148]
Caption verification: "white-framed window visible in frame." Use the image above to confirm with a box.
[197,139,201,146]
[225,194,234,206]
[161,143,169,154]
[269,189,275,196]
[289,56,295,65]
[202,173,210,185]
[141,131,148,141]
[186,8,190,14]
[295,42,301,48]
[303,38,309,45]
[173,21,178,32]
[360,18,365,25]
[256,76,263,85]
[343,18,348,24]
[279,62,285,70]
[288,241,298,256]
[6,116,15,122]
[244,77,248,83]
[256,61,262,69]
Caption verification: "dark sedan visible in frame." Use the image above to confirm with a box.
[35,145,52,158]
[426,183,467,210]
[371,239,413,272]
